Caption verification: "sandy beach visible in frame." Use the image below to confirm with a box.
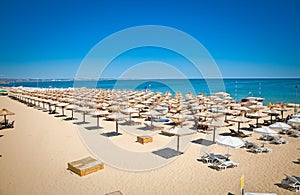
[0,94,299,195]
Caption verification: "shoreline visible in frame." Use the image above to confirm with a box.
[1,77,300,105]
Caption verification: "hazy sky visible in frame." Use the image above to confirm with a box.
[1,0,300,79]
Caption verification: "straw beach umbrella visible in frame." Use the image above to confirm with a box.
[121,107,138,122]
[274,107,289,119]
[56,102,69,116]
[66,104,78,120]
[263,109,279,123]
[161,126,196,155]
[229,116,251,132]
[247,111,268,127]
[105,112,127,134]
[91,110,109,128]
[210,117,230,143]
[0,108,15,126]
[76,107,92,123]
[143,109,165,127]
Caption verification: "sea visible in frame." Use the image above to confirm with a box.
[1,78,300,105]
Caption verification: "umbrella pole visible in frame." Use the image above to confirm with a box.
[151,117,153,128]
[177,135,180,155]
[83,112,85,123]
[226,148,230,158]
[116,120,118,134]
[4,115,7,127]
[213,127,216,143]
[71,110,74,119]
[256,118,259,127]
[97,117,99,127]
[238,122,240,133]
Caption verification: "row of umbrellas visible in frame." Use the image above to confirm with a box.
[7,87,299,135]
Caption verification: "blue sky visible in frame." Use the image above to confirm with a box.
[0,0,300,79]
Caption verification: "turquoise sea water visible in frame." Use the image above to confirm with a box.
[1,79,300,104]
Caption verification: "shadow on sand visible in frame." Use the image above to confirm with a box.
[152,147,182,159]
[101,132,122,137]
[191,138,214,146]
[85,126,103,131]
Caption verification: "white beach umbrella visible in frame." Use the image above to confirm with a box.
[254,126,278,144]
[216,136,244,149]
[253,127,278,135]
[216,136,244,157]
[288,118,300,124]
[292,114,300,118]
[269,122,291,130]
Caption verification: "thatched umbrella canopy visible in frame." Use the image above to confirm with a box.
[0,108,15,125]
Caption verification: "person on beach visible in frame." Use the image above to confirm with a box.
[285,115,290,123]
[48,105,52,114]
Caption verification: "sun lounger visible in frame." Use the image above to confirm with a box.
[211,158,239,171]
[153,118,170,122]
[144,122,164,130]
[259,134,274,141]
[281,173,300,192]
[49,109,56,114]
[238,131,252,138]
[124,119,141,126]
[243,141,254,149]
[270,136,288,144]
[200,153,215,163]
[263,120,271,126]
[289,130,300,138]
[249,124,255,131]
[228,129,251,138]
[6,120,14,128]
[279,129,289,135]
[229,129,239,136]
[248,143,272,154]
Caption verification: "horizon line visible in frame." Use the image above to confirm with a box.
[0,77,300,81]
